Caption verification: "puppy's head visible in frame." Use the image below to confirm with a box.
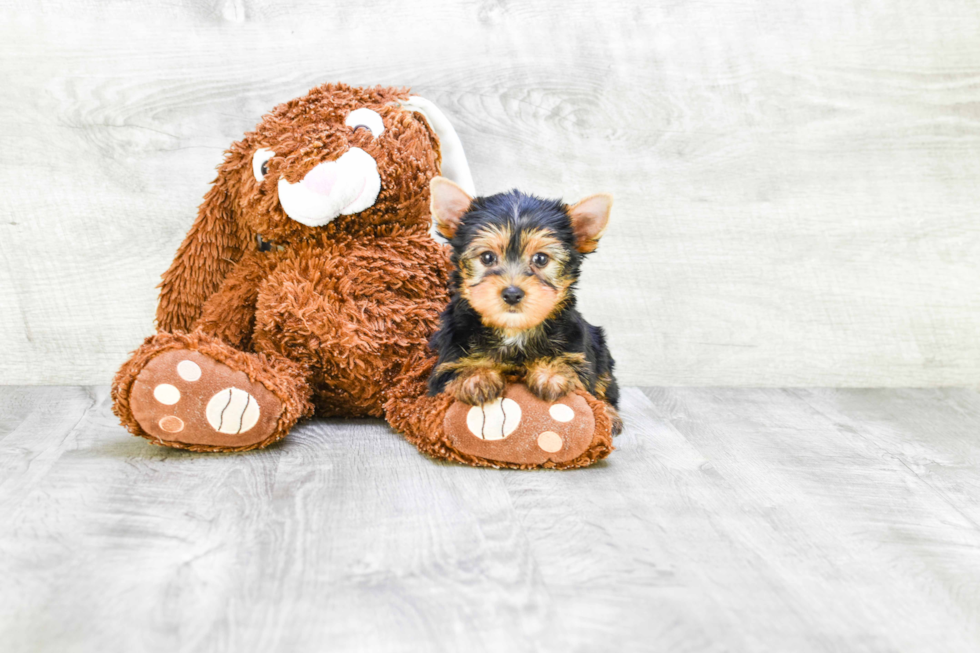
[430,177,612,331]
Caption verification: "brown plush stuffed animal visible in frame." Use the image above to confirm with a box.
[111,83,614,469]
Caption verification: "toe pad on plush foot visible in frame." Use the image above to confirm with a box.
[130,349,282,449]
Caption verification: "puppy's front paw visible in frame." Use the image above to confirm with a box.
[526,363,580,403]
[449,368,506,406]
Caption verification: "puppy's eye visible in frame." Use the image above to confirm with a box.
[252,148,275,183]
[345,108,385,138]
[531,252,550,268]
[480,252,497,266]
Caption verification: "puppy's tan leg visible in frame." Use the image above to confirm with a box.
[525,356,585,403]
[446,364,506,406]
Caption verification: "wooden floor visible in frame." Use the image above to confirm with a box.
[2,386,980,652]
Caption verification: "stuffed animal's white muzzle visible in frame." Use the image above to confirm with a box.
[277,147,381,227]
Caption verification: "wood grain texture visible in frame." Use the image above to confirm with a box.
[1,1,979,385]
[2,385,980,651]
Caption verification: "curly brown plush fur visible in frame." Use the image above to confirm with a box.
[111,82,613,468]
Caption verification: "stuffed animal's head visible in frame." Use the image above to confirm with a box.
[157,83,473,332]
[232,84,473,239]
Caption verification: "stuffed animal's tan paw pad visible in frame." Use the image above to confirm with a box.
[536,431,563,453]
[130,349,282,448]
[205,387,262,434]
[444,384,596,466]
[464,397,521,440]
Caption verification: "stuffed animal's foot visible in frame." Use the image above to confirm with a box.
[442,384,609,468]
[384,353,614,470]
[113,332,312,452]
[130,349,284,449]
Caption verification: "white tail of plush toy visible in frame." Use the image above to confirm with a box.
[400,96,475,243]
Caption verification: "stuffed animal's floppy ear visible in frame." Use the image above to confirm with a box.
[156,171,249,333]
[429,176,473,240]
[567,194,613,254]
[400,96,476,244]
[399,96,475,197]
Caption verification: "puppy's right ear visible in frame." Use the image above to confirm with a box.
[430,176,473,240]
[567,193,613,254]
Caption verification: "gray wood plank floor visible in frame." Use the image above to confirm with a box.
[2,386,979,652]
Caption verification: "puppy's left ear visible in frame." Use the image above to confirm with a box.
[567,194,613,253]
[430,176,473,240]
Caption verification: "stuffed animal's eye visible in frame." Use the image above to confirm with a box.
[531,252,550,267]
[345,108,385,138]
[252,148,275,183]
[480,251,497,266]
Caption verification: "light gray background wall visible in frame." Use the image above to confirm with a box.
[1,0,978,386]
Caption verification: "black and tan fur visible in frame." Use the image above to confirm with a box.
[426,177,622,434]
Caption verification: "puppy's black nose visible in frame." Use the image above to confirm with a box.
[502,286,525,305]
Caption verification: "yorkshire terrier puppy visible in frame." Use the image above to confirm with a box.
[426,177,622,434]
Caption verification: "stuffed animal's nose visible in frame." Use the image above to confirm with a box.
[301,161,339,196]
[502,286,525,305]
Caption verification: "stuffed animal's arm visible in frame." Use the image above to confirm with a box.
[192,250,275,349]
